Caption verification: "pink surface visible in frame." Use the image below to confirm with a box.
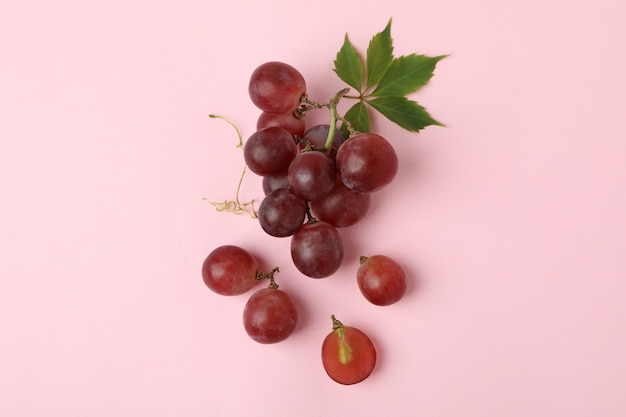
[2,1,626,416]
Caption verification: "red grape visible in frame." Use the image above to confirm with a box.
[290,220,344,278]
[261,170,290,195]
[321,315,376,385]
[336,133,398,192]
[357,255,407,306]
[257,110,306,137]
[258,188,306,237]
[287,151,336,202]
[243,284,298,344]
[243,126,297,177]
[249,61,306,114]
[201,245,258,295]
[309,174,371,227]
[300,124,345,156]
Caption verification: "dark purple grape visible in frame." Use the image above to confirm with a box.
[290,221,344,278]
[300,124,345,156]
[336,133,398,192]
[309,175,371,227]
[258,188,306,237]
[243,126,297,177]
[262,170,290,195]
[257,110,306,137]
[249,61,306,113]
[288,151,336,202]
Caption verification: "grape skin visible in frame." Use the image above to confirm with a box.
[336,133,398,193]
[243,287,298,344]
[290,221,344,278]
[357,255,407,306]
[201,245,258,296]
[287,151,337,202]
[258,188,306,237]
[309,175,371,227]
[249,61,306,114]
[300,124,345,156]
[321,318,376,385]
[257,110,306,137]
[243,126,297,177]
[261,170,290,195]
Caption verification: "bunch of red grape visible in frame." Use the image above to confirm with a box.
[201,59,411,385]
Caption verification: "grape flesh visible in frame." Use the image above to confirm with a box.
[357,255,407,306]
[257,110,306,137]
[249,61,306,114]
[258,188,306,237]
[290,221,344,278]
[243,287,298,344]
[287,151,336,202]
[309,175,371,227]
[336,133,398,192]
[243,126,297,177]
[321,316,376,385]
[201,245,258,295]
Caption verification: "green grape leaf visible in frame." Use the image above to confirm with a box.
[341,101,371,136]
[365,19,394,91]
[334,34,364,93]
[367,96,443,132]
[371,54,447,97]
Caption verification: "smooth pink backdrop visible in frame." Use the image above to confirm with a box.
[2,1,626,416]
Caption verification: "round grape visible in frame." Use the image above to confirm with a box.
[249,61,306,113]
[309,175,371,227]
[257,110,306,137]
[243,126,297,177]
[287,151,336,202]
[336,133,398,192]
[258,188,306,237]
[243,284,298,344]
[300,124,345,156]
[357,255,407,306]
[290,220,344,278]
[201,245,258,296]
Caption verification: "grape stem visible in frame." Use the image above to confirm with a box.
[256,267,280,289]
[331,315,343,330]
[324,88,350,155]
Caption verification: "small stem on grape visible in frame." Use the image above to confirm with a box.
[323,88,350,155]
[331,315,343,330]
[304,202,316,223]
[336,115,359,137]
[359,256,369,265]
[256,267,280,289]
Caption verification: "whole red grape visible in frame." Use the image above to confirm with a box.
[243,283,298,344]
[249,61,306,114]
[357,255,407,306]
[336,132,398,193]
[201,245,258,296]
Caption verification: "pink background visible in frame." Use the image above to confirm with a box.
[2,0,626,416]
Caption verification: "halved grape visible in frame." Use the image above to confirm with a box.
[201,245,258,295]
[249,61,306,113]
[321,315,376,385]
